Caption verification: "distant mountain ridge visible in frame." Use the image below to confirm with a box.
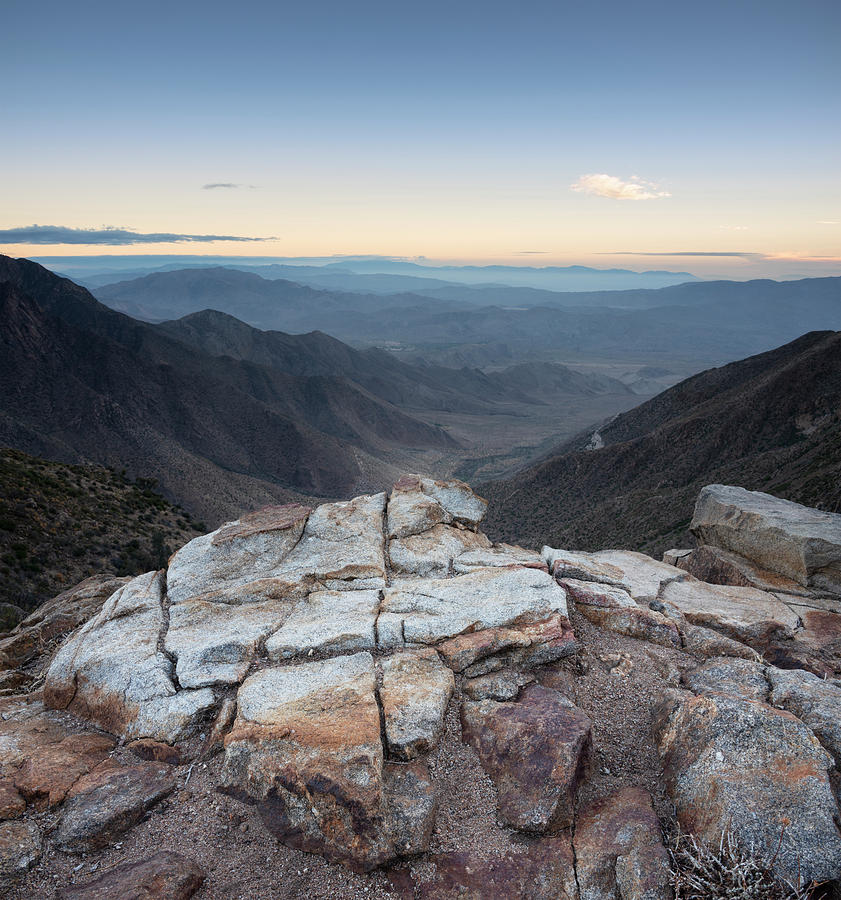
[157,308,632,413]
[481,330,841,555]
[93,266,841,365]
[0,257,460,524]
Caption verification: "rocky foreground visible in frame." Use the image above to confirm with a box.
[0,476,840,898]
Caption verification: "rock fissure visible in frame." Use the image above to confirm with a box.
[8,477,836,893]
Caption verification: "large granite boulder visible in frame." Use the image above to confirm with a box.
[767,666,841,764]
[691,484,841,594]
[654,690,841,885]
[33,475,582,872]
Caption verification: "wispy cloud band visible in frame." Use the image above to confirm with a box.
[202,183,257,190]
[0,225,271,245]
[571,173,670,200]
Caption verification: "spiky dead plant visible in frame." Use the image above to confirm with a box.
[669,829,827,900]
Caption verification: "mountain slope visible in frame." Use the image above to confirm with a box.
[481,331,841,555]
[0,447,203,612]
[0,257,457,524]
[156,308,632,411]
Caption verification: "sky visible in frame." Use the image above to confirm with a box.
[2,0,840,278]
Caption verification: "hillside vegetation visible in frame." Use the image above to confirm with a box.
[0,447,202,612]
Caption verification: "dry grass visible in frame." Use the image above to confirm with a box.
[669,829,827,900]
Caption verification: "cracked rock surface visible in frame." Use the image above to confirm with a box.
[1,478,840,896]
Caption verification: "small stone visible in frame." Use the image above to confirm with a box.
[0,819,41,882]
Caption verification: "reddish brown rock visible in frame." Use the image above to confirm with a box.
[0,574,129,672]
[675,545,813,596]
[653,690,841,885]
[437,614,576,674]
[460,684,591,831]
[574,786,671,900]
[127,738,182,766]
[12,732,117,808]
[57,850,205,900]
[219,653,434,872]
[0,780,24,820]
[680,623,759,661]
[392,836,578,899]
[766,606,841,677]
[55,763,177,853]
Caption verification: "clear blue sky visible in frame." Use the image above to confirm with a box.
[2,0,839,276]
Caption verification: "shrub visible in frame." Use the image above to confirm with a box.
[670,830,825,900]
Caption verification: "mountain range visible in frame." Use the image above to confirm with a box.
[93,266,841,365]
[481,330,841,555]
[0,256,636,525]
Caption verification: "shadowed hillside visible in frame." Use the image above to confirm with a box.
[481,330,841,555]
[0,446,202,612]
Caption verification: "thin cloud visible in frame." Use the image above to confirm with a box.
[515,250,550,255]
[817,220,839,225]
[606,251,762,259]
[202,183,258,190]
[0,225,272,245]
[571,173,670,200]
[719,225,749,231]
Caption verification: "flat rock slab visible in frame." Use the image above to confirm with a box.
[574,786,671,900]
[543,547,627,587]
[691,484,841,594]
[220,652,430,871]
[266,589,379,660]
[654,691,841,885]
[392,836,578,900]
[168,493,386,605]
[0,819,40,883]
[44,572,215,743]
[58,850,205,900]
[768,666,841,764]
[55,763,177,853]
[389,524,491,578]
[379,567,569,650]
[461,684,591,832]
[453,543,547,574]
[166,504,312,603]
[590,551,686,603]
[683,657,769,702]
[660,578,800,649]
[380,649,454,760]
[166,598,288,688]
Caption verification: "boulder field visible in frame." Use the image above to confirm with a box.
[0,475,839,898]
